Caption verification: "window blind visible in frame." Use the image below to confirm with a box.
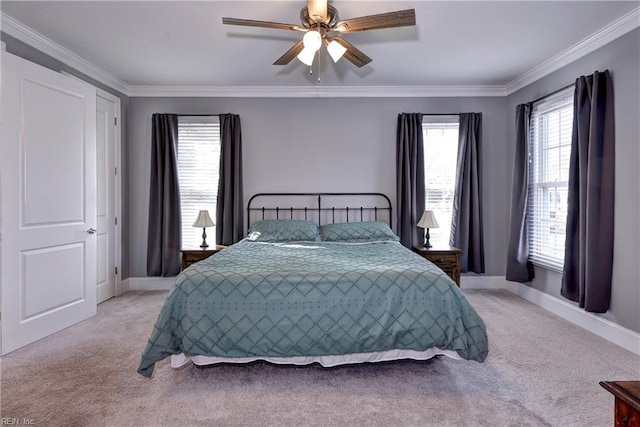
[422,116,459,246]
[177,116,221,248]
[528,87,574,270]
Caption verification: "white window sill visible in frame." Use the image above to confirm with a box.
[530,258,564,273]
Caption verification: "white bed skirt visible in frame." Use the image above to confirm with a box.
[171,348,461,369]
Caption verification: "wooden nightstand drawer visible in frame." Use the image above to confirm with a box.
[181,246,226,270]
[412,246,462,287]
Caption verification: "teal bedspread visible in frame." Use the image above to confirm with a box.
[137,240,488,377]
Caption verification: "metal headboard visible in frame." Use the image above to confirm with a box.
[247,192,393,232]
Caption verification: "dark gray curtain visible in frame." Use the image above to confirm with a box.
[396,113,425,248]
[147,114,182,277]
[506,104,535,282]
[451,113,485,273]
[561,70,615,313]
[216,114,244,246]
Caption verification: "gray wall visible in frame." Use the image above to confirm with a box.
[506,28,640,333]
[5,24,637,334]
[128,97,508,279]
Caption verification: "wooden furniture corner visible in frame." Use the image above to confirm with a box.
[600,381,640,426]
[413,245,462,287]
[181,246,227,270]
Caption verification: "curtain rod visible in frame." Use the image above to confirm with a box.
[174,114,220,116]
[419,113,460,116]
[531,82,575,105]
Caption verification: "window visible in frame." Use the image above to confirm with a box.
[422,116,459,246]
[528,87,573,270]
[177,116,221,248]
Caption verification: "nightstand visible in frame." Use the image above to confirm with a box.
[413,245,463,287]
[180,246,226,270]
[600,381,640,427]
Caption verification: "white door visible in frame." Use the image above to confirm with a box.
[96,91,120,303]
[1,52,97,355]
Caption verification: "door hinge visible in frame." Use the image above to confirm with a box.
[114,117,117,126]
[115,217,118,226]
[115,266,118,275]
[114,167,117,175]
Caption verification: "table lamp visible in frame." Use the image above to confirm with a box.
[417,210,439,248]
[192,210,215,249]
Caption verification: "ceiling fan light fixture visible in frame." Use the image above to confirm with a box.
[222,3,417,70]
[326,39,347,63]
[297,46,316,66]
[302,30,322,52]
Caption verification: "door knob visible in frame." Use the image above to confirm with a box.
[87,228,97,234]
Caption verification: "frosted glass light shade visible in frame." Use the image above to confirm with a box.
[302,30,322,52]
[297,47,316,66]
[327,40,347,63]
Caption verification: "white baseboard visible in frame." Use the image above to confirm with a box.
[122,277,174,292]
[462,275,640,356]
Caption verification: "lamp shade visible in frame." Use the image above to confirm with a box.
[326,39,347,63]
[302,30,322,52]
[192,210,214,228]
[297,46,316,66]
[417,210,439,229]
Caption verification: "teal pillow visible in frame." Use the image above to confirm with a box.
[320,221,399,243]
[247,219,320,242]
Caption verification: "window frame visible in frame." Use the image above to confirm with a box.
[421,115,460,247]
[527,87,574,272]
[176,115,221,249]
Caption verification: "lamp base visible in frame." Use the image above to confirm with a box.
[423,228,432,248]
[200,228,209,249]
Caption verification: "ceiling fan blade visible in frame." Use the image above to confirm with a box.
[222,17,305,32]
[273,40,305,65]
[331,36,372,68]
[307,0,328,23]
[333,9,416,33]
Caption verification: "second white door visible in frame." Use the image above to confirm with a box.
[96,91,120,303]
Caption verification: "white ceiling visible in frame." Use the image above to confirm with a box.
[1,1,639,96]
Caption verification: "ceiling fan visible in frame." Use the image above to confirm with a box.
[222,0,416,68]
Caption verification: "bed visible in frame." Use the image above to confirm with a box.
[137,193,488,378]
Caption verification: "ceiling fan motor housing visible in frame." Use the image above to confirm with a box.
[300,5,339,29]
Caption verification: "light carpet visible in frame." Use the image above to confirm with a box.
[1,290,639,426]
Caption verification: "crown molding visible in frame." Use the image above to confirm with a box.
[0,12,131,95]
[126,84,508,98]
[505,6,640,94]
[2,7,638,98]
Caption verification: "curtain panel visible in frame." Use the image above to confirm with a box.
[505,104,535,282]
[216,113,244,246]
[561,70,615,313]
[396,113,425,248]
[451,113,485,273]
[147,113,182,277]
